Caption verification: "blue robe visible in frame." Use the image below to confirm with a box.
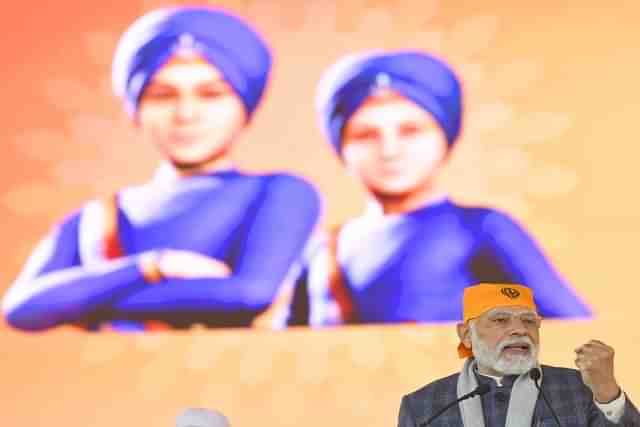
[299,199,590,325]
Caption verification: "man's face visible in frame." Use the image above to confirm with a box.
[458,305,541,376]
[341,90,449,198]
[137,59,247,170]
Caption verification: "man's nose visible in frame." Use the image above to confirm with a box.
[508,317,528,335]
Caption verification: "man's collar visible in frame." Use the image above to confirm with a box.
[474,364,504,386]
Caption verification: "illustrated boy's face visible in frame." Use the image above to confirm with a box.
[137,57,247,169]
[341,91,449,199]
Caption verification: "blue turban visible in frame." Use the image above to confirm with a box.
[112,7,272,118]
[316,51,463,153]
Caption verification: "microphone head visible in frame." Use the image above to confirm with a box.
[529,367,541,381]
[475,383,491,396]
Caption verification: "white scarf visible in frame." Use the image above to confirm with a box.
[457,358,540,427]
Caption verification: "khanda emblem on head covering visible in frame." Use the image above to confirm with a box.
[173,33,202,58]
[501,287,521,299]
[371,72,392,95]
[375,72,391,87]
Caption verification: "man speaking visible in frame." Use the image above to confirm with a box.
[397,283,640,426]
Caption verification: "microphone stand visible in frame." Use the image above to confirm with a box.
[530,368,563,427]
[420,384,491,427]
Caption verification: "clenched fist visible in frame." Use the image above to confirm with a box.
[575,340,621,403]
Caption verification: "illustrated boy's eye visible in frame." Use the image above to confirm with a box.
[144,86,178,100]
[398,122,422,137]
[346,128,379,141]
[197,85,231,99]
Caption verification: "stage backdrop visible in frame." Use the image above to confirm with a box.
[2,0,640,426]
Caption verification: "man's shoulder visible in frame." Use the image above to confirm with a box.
[540,364,581,380]
[541,364,586,386]
[405,372,460,402]
[538,364,597,403]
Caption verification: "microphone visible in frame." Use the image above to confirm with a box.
[529,368,563,427]
[420,384,490,426]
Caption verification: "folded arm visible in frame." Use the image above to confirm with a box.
[478,210,592,318]
[2,213,151,331]
[113,175,322,315]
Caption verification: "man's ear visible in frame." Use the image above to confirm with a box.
[457,322,472,348]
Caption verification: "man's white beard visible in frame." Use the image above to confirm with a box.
[470,324,539,375]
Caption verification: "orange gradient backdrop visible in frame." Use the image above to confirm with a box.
[1,1,640,426]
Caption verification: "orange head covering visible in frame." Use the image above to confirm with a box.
[457,283,537,358]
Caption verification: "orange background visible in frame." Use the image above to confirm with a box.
[2,1,640,426]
